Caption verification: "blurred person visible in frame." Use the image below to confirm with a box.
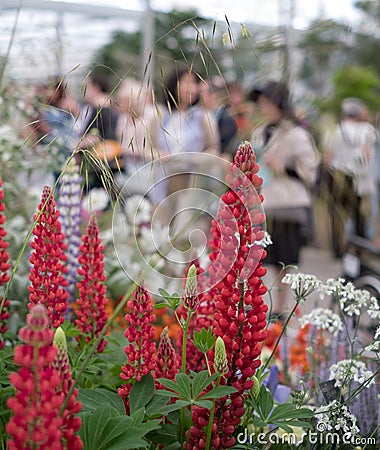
[31,78,80,179]
[225,80,253,143]
[115,77,166,201]
[199,77,238,159]
[324,97,378,256]
[77,73,120,193]
[156,65,220,234]
[250,80,320,318]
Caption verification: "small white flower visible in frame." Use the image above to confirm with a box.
[368,297,380,320]
[315,400,360,437]
[282,273,321,300]
[329,359,374,388]
[365,325,380,352]
[317,278,346,299]
[299,308,342,335]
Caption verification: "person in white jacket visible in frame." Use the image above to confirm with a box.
[324,97,378,257]
[250,81,320,318]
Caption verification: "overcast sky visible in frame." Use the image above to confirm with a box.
[66,0,360,28]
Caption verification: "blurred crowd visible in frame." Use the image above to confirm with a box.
[10,66,380,314]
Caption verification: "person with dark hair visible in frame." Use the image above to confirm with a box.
[37,78,80,179]
[77,73,120,193]
[199,78,238,158]
[250,80,320,318]
[156,66,220,228]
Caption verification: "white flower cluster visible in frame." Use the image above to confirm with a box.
[281,273,322,301]
[315,400,360,438]
[299,308,342,335]
[283,274,380,322]
[365,326,380,353]
[329,359,374,388]
[368,296,380,320]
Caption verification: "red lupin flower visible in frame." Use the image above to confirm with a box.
[53,327,83,450]
[118,285,156,399]
[188,142,269,449]
[28,186,69,328]
[6,305,64,450]
[0,178,11,349]
[155,326,179,380]
[74,214,108,352]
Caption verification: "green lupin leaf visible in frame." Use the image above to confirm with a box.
[193,328,215,354]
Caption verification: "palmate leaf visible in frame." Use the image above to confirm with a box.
[269,404,314,422]
[79,403,161,450]
[193,328,215,354]
[146,423,179,445]
[174,373,192,400]
[79,404,118,450]
[157,400,192,415]
[191,370,217,399]
[129,373,154,414]
[156,378,178,393]
[272,419,313,433]
[201,385,237,399]
[145,394,169,418]
[78,388,125,415]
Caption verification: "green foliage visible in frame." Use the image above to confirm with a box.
[246,384,314,434]
[157,288,181,311]
[67,327,128,390]
[0,347,17,447]
[78,402,161,450]
[193,327,215,353]
[156,370,237,414]
[321,65,380,116]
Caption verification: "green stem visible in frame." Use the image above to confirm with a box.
[181,311,192,373]
[179,310,193,444]
[205,375,221,450]
[262,298,300,372]
[205,353,212,376]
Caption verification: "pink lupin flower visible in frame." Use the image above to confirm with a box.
[53,327,83,450]
[155,326,179,380]
[188,142,268,449]
[0,178,11,349]
[28,186,69,328]
[74,214,108,352]
[6,304,64,450]
[118,285,156,400]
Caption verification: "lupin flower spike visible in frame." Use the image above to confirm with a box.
[188,141,268,450]
[118,285,157,400]
[155,326,179,380]
[6,304,64,450]
[28,185,69,328]
[183,263,199,311]
[53,327,83,450]
[214,336,228,376]
[75,214,108,352]
[57,160,83,305]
